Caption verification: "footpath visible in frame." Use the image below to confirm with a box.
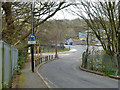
[13,58,47,88]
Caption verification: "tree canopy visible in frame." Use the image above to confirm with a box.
[72,1,120,56]
[2,1,73,49]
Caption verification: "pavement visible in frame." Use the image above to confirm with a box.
[38,45,119,88]
[16,61,47,88]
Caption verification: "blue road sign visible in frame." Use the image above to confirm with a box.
[30,34,36,41]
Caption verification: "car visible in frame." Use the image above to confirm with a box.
[65,42,73,45]
[82,39,86,41]
[69,42,73,45]
[65,42,68,45]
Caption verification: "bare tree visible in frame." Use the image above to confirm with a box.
[70,1,120,74]
[71,1,119,56]
[36,20,67,58]
[2,1,73,47]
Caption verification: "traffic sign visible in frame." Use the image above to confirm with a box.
[30,34,36,40]
[28,41,36,44]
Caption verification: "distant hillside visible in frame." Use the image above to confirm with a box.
[66,19,88,34]
[48,18,88,35]
[36,19,88,45]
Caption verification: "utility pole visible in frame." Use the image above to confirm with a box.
[31,3,34,72]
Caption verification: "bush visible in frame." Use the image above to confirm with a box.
[100,70,115,76]
[17,50,28,69]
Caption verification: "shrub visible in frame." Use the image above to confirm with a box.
[17,50,28,69]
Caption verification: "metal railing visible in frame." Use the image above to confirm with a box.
[82,50,118,74]
[35,55,55,67]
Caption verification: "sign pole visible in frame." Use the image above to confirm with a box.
[31,3,34,72]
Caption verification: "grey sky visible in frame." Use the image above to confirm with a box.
[50,8,79,20]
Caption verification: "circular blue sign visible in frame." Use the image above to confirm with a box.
[30,34,36,41]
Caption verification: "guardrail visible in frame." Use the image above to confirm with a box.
[35,55,55,67]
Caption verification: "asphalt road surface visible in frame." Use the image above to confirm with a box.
[38,45,118,88]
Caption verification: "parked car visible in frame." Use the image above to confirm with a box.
[69,42,73,45]
[65,42,68,45]
[65,42,73,45]
[82,39,86,41]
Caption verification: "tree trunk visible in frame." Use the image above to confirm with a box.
[2,2,15,44]
[117,32,120,74]
[117,1,120,75]
[55,39,58,58]
[86,32,89,54]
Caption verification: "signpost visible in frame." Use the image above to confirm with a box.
[28,41,36,44]
[29,34,36,72]
[30,3,40,72]
[30,34,36,41]
[28,34,36,72]
[31,3,35,72]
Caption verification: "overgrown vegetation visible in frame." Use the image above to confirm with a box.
[12,50,28,86]
[18,50,28,69]
[100,70,116,76]
[12,50,28,79]
[82,49,119,76]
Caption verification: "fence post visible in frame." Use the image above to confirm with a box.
[0,42,2,89]
[41,58,42,63]
[9,46,12,88]
[49,55,50,60]
[47,56,49,61]
[39,58,40,64]
[2,42,4,88]
[51,55,53,59]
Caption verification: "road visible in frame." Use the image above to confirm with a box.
[38,45,118,88]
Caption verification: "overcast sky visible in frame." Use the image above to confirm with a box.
[50,0,119,20]
[50,8,79,20]
[50,4,80,20]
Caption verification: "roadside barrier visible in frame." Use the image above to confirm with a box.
[35,55,55,67]
[82,50,118,75]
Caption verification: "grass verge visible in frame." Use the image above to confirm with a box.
[43,48,70,53]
